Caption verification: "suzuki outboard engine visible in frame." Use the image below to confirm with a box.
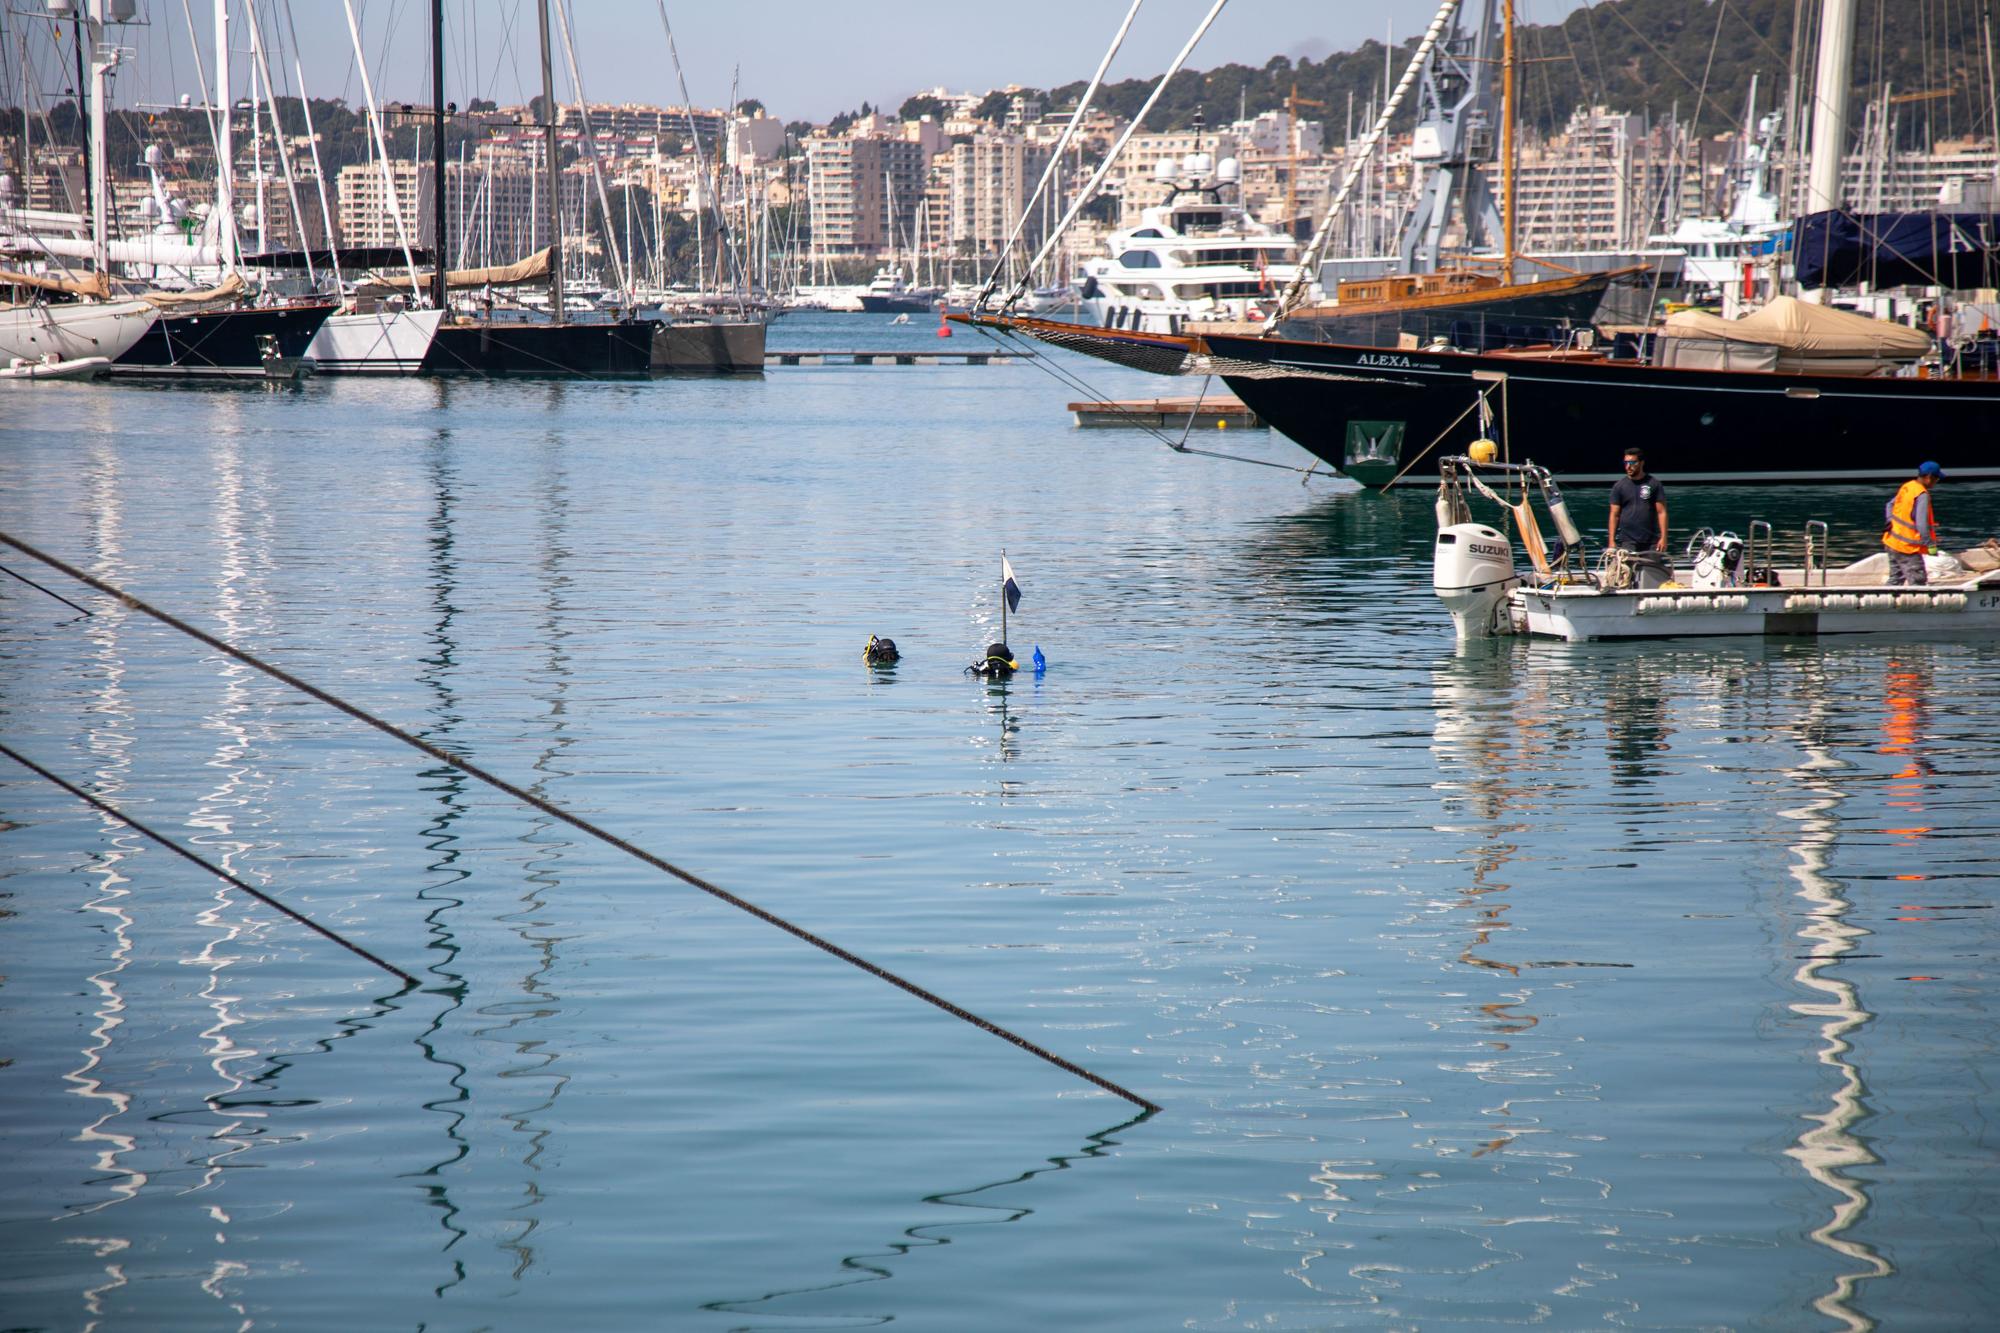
[1434,522,1520,639]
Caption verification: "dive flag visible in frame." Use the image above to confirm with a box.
[1002,556,1022,613]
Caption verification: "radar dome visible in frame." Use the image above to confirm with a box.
[1216,157,1240,182]
[1153,159,1176,182]
[1183,152,1212,177]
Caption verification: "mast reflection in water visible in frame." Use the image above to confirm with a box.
[1781,659,1892,1329]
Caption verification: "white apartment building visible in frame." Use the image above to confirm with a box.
[945,133,1055,255]
[1508,107,1681,252]
[337,156,586,264]
[1229,109,1323,158]
[558,102,726,150]
[726,112,787,167]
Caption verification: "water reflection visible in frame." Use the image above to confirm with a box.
[63,442,149,1270]
[1781,659,1891,1330]
[701,1113,1146,1324]
[410,432,475,1282]
[177,434,271,1330]
[473,433,579,1279]
[1603,657,1673,787]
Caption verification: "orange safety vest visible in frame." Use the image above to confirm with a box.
[1883,479,1936,555]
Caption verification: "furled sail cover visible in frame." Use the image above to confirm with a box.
[0,268,111,298]
[139,271,249,307]
[354,247,553,298]
[1656,294,1932,374]
[1794,209,2000,291]
[1661,295,1932,357]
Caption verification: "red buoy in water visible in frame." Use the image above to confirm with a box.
[936,319,952,338]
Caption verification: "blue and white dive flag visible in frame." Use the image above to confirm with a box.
[1002,556,1022,613]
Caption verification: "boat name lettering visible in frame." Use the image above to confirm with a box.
[1981,594,2000,610]
[1356,353,1422,369]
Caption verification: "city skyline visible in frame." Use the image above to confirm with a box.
[13,0,1592,126]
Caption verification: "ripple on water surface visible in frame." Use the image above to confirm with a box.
[1,333,1996,1328]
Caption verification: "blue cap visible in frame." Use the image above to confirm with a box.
[1919,461,1944,478]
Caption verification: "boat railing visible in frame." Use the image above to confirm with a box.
[1749,520,1775,583]
[1803,521,1829,586]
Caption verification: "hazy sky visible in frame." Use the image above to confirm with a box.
[59,1,1592,124]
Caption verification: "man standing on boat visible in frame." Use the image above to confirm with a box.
[1608,448,1668,553]
[1883,461,1944,585]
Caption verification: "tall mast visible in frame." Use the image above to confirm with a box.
[536,0,563,321]
[1501,0,1515,276]
[1804,0,1856,214]
[215,0,236,268]
[73,10,89,228]
[85,1,110,274]
[430,0,447,312]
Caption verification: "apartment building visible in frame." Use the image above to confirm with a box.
[1508,107,1681,252]
[558,102,726,150]
[804,133,929,255]
[945,133,1055,256]
[336,156,586,263]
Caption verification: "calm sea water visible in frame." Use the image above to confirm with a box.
[2,313,1996,1331]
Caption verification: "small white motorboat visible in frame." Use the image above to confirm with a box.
[1433,449,2000,642]
[0,353,113,381]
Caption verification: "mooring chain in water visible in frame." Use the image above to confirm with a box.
[0,530,1161,1115]
[0,740,420,986]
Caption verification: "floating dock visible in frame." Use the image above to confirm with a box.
[764,348,1033,366]
[1068,395,1264,429]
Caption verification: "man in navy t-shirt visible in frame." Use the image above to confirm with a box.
[1608,447,1668,552]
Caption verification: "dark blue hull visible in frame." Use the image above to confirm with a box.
[110,302,335,378]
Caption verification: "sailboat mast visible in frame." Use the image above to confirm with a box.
[85,1,108,273]
[430,0,447,312]
[536,0,564,320]
[1501,0,1515,276]
[1805,0,1856,213]
[215,0,237,268]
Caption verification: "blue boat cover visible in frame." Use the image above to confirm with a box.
[1795,209,2000,290]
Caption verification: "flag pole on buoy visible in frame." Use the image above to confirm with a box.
[1001,551,1021,645]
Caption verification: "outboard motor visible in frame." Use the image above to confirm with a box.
[1434,522,1519,639]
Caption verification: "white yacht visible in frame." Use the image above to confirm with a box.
[1078,151,1313,334]
[1654,96,1790,316]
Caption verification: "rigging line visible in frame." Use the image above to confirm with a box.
[1021,0,1230,286]
[963,322,1320,476]
[1377,387,1491,492]
[0,530,1161,1116]
[0,740,419,987]
[983,0,1142,307]
[0,558,93,616]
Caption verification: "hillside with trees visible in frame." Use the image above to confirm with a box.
[1020,0,1990,148]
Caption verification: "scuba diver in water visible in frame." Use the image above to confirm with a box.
[966,642,1019,678]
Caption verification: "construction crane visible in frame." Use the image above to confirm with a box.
[1283,83,1327,237]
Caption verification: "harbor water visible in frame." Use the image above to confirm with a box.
[3,313,1997,1330]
